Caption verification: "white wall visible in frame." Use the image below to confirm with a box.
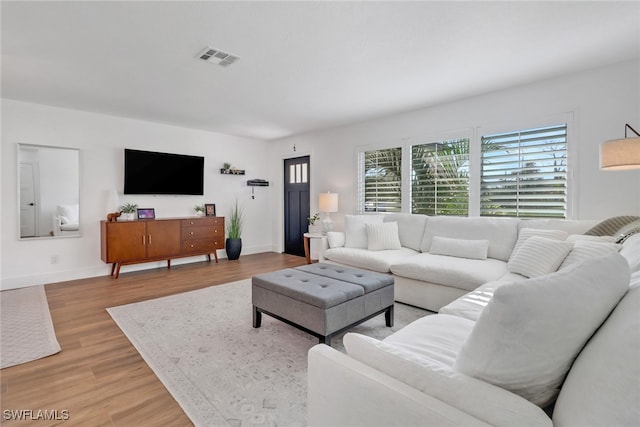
[269,60,640,253]
[1,100,275,289]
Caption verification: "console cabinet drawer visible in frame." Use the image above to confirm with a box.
[182,239,219,253]
[181,225,224,240]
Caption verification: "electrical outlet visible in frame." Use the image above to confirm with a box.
[50,255,59,264]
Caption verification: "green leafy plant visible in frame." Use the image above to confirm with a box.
[194,205,205,213]
[119,203,138,214]
[223,162,232,170]
[308,212,320,225]
[227,200,244,239]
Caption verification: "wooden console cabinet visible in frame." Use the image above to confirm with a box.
[100,217,225,279]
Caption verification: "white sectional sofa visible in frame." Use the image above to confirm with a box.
[321,213,599,311]
[309,214,640,426]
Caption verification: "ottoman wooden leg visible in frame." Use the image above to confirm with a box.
[253,306,262,328]
[385,305,394,327]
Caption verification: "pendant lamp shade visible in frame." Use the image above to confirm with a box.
[600,124,640,170]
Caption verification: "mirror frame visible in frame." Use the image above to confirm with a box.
[17,143,81,240]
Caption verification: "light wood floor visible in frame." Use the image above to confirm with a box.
[0,252,306,426]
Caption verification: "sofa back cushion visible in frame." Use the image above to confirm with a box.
[553,271,640,427]
[383,213,428,251]
[344,214,383,248]
[455,253,630,408]
[518,219,597,235]
[420,216,519,261]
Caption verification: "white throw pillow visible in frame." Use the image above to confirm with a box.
[326,231,345,248]
[559,241,621,270]
[344,214,383,249]
[455,253,631,408]
[366,222,402,251]
[507,236,573,278]
[430,236,489,260]
[512,228,568,257]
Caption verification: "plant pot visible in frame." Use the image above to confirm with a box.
[308,224,322,234]
[225,238,242,260]
[121,212,135,221]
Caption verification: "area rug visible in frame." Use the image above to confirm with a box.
[0,285,61,369]
[107,279,428,427]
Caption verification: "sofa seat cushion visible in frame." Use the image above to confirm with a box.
[553,271,640,427]
[323,247,418,273]
[439,274,525,321]
[455,253,631,408]
[382,314,474,367]
[391,253,508,291]
[343,324,552,427]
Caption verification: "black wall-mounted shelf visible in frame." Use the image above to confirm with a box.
[247,179,269,187]
[220,169,245,175]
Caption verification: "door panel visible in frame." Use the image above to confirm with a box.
[147,220,181,258]
[19,162,37,237]
[284,156,310,257]
[106,222,146,262]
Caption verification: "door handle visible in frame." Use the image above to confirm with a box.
[28,203,34,206]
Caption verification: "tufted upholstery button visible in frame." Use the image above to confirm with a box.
[284,274,292,278]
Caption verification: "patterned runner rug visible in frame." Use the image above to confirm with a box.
[107,278,428,426]
[1,285,61,369]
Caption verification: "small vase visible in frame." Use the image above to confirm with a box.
[308,224,322,234]
[122,212,135,221]
[226,238,242,260]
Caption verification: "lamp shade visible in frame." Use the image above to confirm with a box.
[600,137,640,170]
[319,192,338,212]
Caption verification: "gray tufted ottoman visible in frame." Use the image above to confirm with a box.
[252,263,394,345]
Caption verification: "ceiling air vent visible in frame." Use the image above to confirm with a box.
[197,47,240,67]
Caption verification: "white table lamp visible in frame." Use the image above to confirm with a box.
[319,192,338,233]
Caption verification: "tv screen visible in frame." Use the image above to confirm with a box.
[124,149,204,195]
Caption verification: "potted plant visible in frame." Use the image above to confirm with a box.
[119,203,138,221]
[308,212,321,234]
[225,200,244,260]
[194,205,205,216]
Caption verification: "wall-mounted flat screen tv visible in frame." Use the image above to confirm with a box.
[124,149,204,195]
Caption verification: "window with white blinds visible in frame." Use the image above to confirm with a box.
[480,124,567,218]
[411,139,469,215]
[362,147,402,213]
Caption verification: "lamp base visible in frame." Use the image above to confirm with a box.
[321,217,334,233]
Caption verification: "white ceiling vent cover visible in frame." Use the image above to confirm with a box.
[197,47,240,67]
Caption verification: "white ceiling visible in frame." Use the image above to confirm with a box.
[2,1,639,141]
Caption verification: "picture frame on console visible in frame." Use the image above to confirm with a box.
[205,204,216,217]
[137,208,155,219]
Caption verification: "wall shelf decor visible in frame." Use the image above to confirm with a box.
[220,168,245,175]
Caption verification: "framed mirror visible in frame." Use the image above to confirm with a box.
[18,144,80,239]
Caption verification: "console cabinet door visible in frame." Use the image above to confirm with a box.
[104,221,147,262]
[146,220,181,258]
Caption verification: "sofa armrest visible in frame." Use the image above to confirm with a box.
[308,344,552,427]
[308,345,491,427]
